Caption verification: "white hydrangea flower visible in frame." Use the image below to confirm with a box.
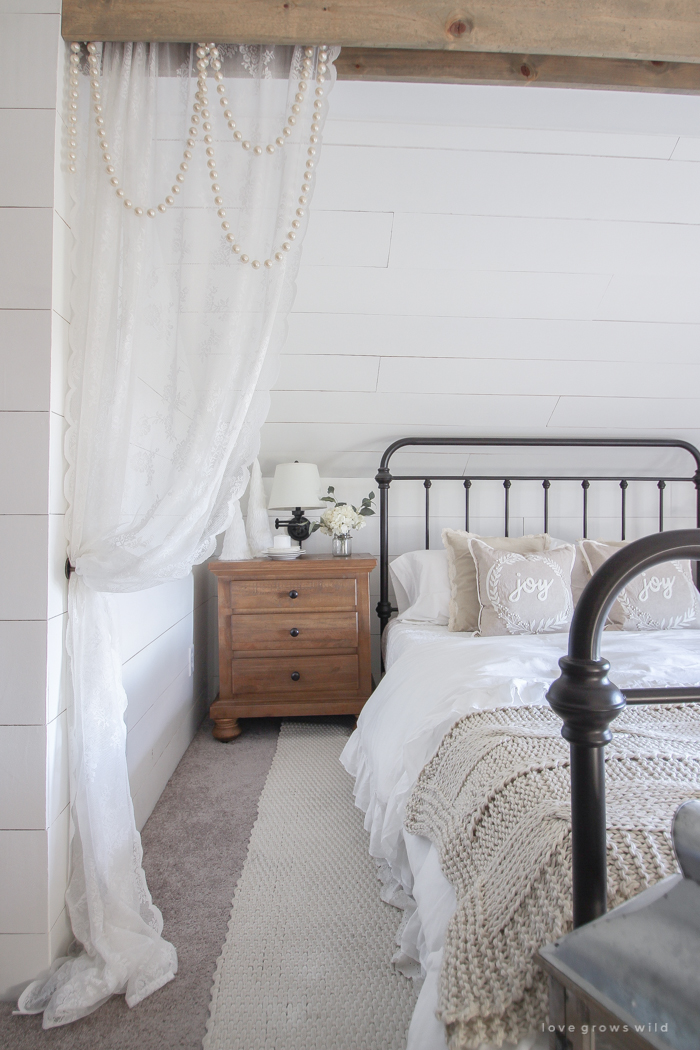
[318,504,366,537]
[310,487,376,538]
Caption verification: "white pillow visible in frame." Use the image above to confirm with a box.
[389,549,451,624]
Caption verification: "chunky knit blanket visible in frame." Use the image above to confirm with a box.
[404,703,700,1050]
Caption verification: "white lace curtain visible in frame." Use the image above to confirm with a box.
[17,40,336,1027]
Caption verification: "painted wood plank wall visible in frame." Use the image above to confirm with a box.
[259,80,700,483]
[253,79,700,678]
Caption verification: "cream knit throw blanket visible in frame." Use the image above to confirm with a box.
[404,703,700,1050]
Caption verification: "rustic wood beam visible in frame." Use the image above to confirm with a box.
[62,1,700,66]
[336,47,700,94]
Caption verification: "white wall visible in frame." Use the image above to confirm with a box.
[259,79,700,677]
[260,80,700,478]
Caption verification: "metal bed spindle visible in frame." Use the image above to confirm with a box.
[581,479,590,538]
[620,479,627,540]
[464,479,471,531]
[542,479,550,534]
[424,479,431,549]
[658,478,666,531]
[503,479,511,537]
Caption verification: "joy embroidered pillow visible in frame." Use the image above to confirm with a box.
[580,540,700,631]
[469,540,576,637]
[441,529,549,632]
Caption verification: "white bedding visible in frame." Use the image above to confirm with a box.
[384,618,451,670]
[341,623,700,1050]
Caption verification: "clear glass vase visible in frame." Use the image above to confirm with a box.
[332,534,352,557]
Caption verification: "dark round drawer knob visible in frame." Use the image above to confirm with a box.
[290,628,299,637]
[289,590,298,599]
[291,671,301,681]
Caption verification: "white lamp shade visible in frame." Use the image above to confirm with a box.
[268,462,325,510]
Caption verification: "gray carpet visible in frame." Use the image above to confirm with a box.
[0,717,282,1050]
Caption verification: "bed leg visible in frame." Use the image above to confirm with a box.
[570,742,607,927]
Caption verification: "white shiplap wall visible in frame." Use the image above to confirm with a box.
[256,79,700,677]
[260,81,700,479]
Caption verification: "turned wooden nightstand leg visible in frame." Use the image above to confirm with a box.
[212,717,242,742]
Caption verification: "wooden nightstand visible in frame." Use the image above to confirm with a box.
[208,553,377,741]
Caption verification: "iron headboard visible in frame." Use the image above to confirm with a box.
[375,437,700,636]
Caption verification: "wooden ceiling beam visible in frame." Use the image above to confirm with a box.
[336,48,700,94]
[62,1,700,66]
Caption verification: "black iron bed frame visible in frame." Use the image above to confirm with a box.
[375,436,700,929]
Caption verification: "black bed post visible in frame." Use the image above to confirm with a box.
[547,529,700,927]
[547,650,624,927]
[695,470,700,589]
[375,463,393,650]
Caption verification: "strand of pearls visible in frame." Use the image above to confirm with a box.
[69,40,329,266]
[211,44,317,154]
[67,43,81,171]
[202,43,329,268]
[75,41,203,215]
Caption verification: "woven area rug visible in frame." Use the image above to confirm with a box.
[203,721,417,1050]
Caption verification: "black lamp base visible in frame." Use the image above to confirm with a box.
[275,507,311,543]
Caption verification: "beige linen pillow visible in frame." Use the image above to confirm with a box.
[442,529,548,632]
[580,540,700,631]
[574,539,626,622]
[548,537,598,606]
[470,540,576,637]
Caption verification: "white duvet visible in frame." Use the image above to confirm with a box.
[341,623,700,1050]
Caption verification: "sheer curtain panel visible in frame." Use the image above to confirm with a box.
[16,41,336,1027]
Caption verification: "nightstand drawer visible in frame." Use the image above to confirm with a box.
[229,577,357,612]
[231,611,358,651]
[231,654,359,695]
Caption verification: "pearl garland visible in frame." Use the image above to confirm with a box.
[69,41,329,268]
[67,43,82,172]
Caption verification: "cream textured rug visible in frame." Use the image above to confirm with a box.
[203,721,417,1050]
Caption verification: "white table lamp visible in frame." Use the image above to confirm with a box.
[268,461,325,542]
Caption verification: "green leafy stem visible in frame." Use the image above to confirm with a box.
[309,487,376,533]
